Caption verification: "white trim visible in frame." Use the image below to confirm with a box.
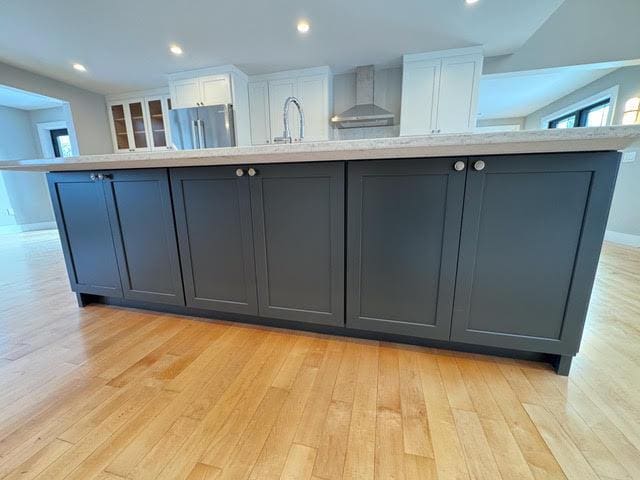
[0,221,57,235]
[248,66,332,82]
[605,230,640,247]
[36,120,78,158]
[106,87,170,102]
[403,46,484,64]
[475,124,521,133]
[167,64,249,82]
[540,86,619,129]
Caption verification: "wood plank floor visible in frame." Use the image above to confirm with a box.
[0,230,639,480]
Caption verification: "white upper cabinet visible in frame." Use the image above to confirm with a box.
[297,74,329,142]
[400,60,440,136]
[400,47,483,136]
[200,75,232,106]
[248,67,331,145]
[107,90,172,153]
[248,81,271,145]
[169,75,231,109]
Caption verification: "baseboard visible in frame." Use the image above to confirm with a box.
[605,230,640,247]
[0,221,56,235]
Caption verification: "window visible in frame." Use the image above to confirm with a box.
[548,99,610,129]
[49,128,73,157]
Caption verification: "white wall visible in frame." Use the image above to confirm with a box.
[0,61,112,155]
[0,105,54,228]
[484,0,640,75]
[524,66,640,239]
[332,67,402,140]
[476,117,525,129]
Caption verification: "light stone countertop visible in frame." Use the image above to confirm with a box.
[1,126,639,172]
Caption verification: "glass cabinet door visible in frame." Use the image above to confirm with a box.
[110,104,130,150]
[147,98,168,149]
[127,102,149,149]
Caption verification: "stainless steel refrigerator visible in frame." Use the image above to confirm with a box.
[169,104,236,149]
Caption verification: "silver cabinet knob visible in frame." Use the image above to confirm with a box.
[453,161,466,172]
[473,160,486,171]
[235,168,245,177]
[90,173,96,181]
[97,173,104,180]
[248,168,257,177]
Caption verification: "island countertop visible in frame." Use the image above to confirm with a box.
[1,126,639,172]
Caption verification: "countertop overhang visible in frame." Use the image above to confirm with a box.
[2,126,639,172]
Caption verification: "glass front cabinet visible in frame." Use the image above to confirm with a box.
[107,95,172,153]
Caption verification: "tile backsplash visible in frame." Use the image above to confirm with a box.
[332,125,400,140]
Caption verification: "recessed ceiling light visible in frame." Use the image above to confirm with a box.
[72,63,86,72]
[465,0,479,4]
[170,44,183,55]
[297,20,310,34]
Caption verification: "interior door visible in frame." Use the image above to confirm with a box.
[47,172,123,297]
[268,78,298,141]
[171,166,258,315]
[400,60,441,136]
[103,169,184,305]
[346,158,466,339]
[250,162,344,326]
[451,153,620,354]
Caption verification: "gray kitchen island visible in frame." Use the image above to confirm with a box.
[3,127,639,374]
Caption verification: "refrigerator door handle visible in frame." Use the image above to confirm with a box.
[197,119,205,148]
[191,120,199,149]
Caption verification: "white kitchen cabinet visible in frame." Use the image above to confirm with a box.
[167,66,251,146]
[400,47,483,136]
[297,74,329,141]
[169,75,231,109]
[107,90,173,153]
[248,67,331,145]
[248,82,271,145]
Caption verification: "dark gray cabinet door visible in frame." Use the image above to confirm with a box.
[250,162,344,326]
[347,158,466,340]
[47,172,122,297]
[103,169,184,305]
[451,152,620,355]
[171,167,258,315]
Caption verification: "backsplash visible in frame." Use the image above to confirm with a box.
[332,125,400,140]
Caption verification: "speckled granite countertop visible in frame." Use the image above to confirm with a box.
[1,126,639,172]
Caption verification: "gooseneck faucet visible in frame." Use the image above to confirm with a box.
[274,96,304,143]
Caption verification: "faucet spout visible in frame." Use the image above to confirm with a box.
[277,96,304,143]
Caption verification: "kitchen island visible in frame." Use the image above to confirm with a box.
[3,127,639,374]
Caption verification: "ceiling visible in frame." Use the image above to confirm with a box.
[0,0,565,95]
[477,66,618,119]
[0,85,65,110]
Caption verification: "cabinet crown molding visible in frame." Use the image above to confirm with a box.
[248,66,332,82]
[167,64,249,82]
[403,46,484,64]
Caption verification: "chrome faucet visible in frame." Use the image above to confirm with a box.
[274,96,304,143]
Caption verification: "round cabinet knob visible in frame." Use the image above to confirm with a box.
[453,161,466,172]
[474,160,486,171]
[248,168,257,177]
[97,173,104,180]
[235,168,245,177]
[89,173,96,181]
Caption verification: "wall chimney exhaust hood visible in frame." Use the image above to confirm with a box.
[331,65,395,129]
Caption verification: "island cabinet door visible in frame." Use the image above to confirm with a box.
[450,152,620,355]
[346,158,466,340]
[170,167,258,315]
[47,172,123,297]
[102,169,185,306]
[249,162,345,326]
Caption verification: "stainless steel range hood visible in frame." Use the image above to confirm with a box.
[331,65,395,129]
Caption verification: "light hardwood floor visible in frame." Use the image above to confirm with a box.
[0,230,639,480]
